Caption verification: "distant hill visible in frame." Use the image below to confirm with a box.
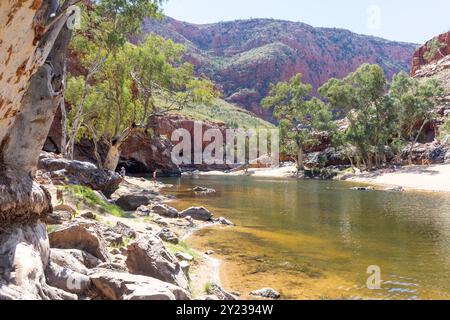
[143,17,417,121]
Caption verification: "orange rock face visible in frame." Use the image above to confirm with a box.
[411,31,450,77]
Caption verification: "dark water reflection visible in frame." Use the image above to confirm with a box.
[162,176,450,300]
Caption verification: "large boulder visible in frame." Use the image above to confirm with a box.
[151,204,180,218]
[180,207,213,221]
[0,223,77,300]
[38,152,122,197]
[45,262,91,295]
[126,234,189,290]
[115,195,151,211]
[118,130,181,176]
[50,249,90,275]
[90,270,190,300]
[49,221,110,262]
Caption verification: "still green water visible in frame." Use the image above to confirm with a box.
[162,176,450,300]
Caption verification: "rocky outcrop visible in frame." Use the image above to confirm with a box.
[118,129,181,176]
[0,223,76,300]
[402,142,450,165]
[49,221,111,262]
[155,115,237,171]
[126,234,189,290]
[411,31,450,77]
[90,270,190,300]
[144,17,416,121]
[38,152,122,197]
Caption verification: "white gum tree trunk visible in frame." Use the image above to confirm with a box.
[0,0,78,299]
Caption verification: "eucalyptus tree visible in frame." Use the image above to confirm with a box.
[262,74,334,173]
[319,64,389,169]
[389,71,444,164]
[130,35,218,133]
[64,0,164,159]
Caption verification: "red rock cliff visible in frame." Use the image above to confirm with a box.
[411,31,450,77]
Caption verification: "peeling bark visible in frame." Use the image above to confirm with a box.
[0,1,77,299]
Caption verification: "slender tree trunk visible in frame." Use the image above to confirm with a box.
[296,143,305,174]
[103,128,132,171]
[67,56,106,160]
[60,99,68,158]
[408,119,429,165]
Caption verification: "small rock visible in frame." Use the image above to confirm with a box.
[175,252,194,262]
[80,211,96,220]
[179,261,190,276]
[45,210,73,225]
[249,288,281,299]
[113,221,137,239]
[53,204,77,215]
[110,248,121,255]
[207,284,238,300]
[385,186,405,192]
[153,218,169,227]
[196,295,220,300]
[180,207,213,221]
[351,186,375,191]
[157,228,179,244]
[102,229,124,247]
[151,204,180,218]
[215,217,235,226]
[193,186,216,193]
[136,205,151,216]
[205,250,214,255]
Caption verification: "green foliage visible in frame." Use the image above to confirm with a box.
[318,64,443,169]
[64,185,126,218]
[424,37,445,62]
[165,241,200,261]
[131,35,219,124]
[204,281,214,294]
[263,63,444,171]
[441,119,450,143]
[170,98,274,129]
[390,71,444,142]
[262,74,334,170]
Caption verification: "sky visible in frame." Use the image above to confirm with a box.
[163,0,450,44]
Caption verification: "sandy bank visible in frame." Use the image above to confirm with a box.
[194,164,299,179]
[342,164,450,193]
[194,163,450,193]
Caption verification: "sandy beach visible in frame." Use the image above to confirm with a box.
[343,164,450,193]
[195,163,450,193]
